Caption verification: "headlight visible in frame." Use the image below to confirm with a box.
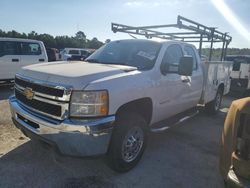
[70,90,108,117]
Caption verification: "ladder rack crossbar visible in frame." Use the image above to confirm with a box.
[111,15,232,61]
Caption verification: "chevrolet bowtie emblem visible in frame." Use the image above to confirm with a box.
[23,87,34,100]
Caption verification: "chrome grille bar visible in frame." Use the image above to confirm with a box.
[14,74,73,120]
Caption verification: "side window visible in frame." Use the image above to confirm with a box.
[0,41,20,57]
[161,44,183,74]
[21,42,41,55]
[184,46,197,70]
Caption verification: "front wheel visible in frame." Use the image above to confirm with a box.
[205,88,223,114]
[107,113,148,172]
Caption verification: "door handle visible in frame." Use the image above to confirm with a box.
[12,59,19,62]
[182,78,190,83]
[39,59,45,62]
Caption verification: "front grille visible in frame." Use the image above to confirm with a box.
[15,77,64,97]
[15,89,62,117]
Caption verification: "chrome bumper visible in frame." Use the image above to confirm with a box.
[226,168,250,188]
[9,96,115,157]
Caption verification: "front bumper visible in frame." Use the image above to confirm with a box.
[226,168,250,188]
[9,96,115,157]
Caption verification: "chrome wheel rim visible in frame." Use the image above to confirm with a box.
[215,92,221,111]
[122,127,144,163]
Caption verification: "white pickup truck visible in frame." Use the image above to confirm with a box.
[9,39,232,172]
[9,16,233,172]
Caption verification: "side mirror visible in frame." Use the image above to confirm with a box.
[178,56,193,76]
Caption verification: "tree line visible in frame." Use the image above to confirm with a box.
[202,48,250,60]
[0,29,249,56]
[0,30,107,49]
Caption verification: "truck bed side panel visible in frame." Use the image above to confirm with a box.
[201,61,232,104]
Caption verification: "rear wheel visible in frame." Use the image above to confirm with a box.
[205,88,223,114]
[107,113,148,172]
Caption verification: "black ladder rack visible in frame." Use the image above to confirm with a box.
[111,15,232,61]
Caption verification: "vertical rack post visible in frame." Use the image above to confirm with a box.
[220,33,227,61]
[199,34,203,57]
[208,28,215,61]
[224,42,229,59]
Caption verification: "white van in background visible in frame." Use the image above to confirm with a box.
[60,48,91,61]
[0,38,48,81]
[225,55,250,95]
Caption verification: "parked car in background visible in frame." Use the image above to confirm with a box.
[46,48,60,62]
[220,97,250,188]
[225,55,250,96]
[0,37,48,81]
[60,48,92,61]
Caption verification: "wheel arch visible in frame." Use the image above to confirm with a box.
[116,97,153,125]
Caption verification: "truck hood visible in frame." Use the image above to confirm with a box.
[19,61,137,89]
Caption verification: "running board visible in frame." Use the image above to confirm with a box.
[151,126,170,133]
[150,110,199,133]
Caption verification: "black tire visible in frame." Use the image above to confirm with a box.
[205,88,223,114]
[107,113,148,172]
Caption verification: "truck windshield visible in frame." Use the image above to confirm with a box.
[86,40,162,70]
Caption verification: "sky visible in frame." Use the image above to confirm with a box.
[0,0,250,48]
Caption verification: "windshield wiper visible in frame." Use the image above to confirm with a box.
[100,61,135,66]
[103,62,126,66]
[85,60,137,69]
[86,59,125,66]
[104,62,138,70]
[85,59,100,63]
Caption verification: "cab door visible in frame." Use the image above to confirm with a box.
[182,45,203,108]
[0,41,21,80]
[154,44,190,122]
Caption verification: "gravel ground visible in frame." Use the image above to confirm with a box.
[0,86,235,188]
